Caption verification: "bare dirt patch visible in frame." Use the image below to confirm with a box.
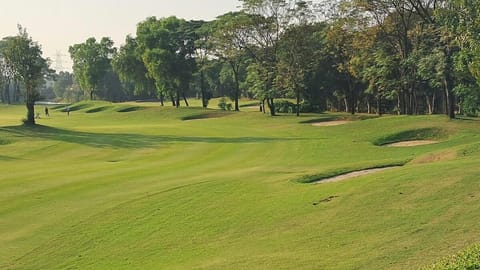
[412,150,456,164]
[311,120,350,127]
[314,167,400,184]
[386,140,438,147]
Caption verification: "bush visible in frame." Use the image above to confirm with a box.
[218,97,232,111]
[421,244,480,270]
[274,100,296,113]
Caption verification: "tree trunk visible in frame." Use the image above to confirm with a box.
[296,88,300,117]
[377,94,382,116]
[426,95,433,115]
[25,86,36,125]
[349,95,355,115]
[432,93,436,114]
[159,93,164,106]
[444,78,455,119]
[443,49,456,119]
[200,70,207,108]
[230,62,240,112]
[25,101,35,125]
[397,94,401,115]
[90,89,94,100]
[2,81,10,104]
[183,92,189,107]
[13,80,20,103]
[266,98,276,116]
[176,90,180,108]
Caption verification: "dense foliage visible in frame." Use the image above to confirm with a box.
[2,0,480,118]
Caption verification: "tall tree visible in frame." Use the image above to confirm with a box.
[69,37,116,100]
[239,0,295,116]
[112,36,157,102]
[210,12,252,111]
[191,20,213,109]
[276,2,319,116]
[137,16,196,107]
[3,26,50,125]
[53,71,74,100]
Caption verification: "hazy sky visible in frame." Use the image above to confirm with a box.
[0,0,240,71]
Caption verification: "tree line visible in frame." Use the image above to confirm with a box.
[2,0,480,125]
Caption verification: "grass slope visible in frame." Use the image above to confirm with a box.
[1,102,480,269]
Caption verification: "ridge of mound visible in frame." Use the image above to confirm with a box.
[181,111,230,121]
[385,140,438,147]
[116,106,145,113]
[373,127,447,146]
[85,106,112,113]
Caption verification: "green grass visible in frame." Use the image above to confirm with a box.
[1,102,480,269]
[422,244,480,270]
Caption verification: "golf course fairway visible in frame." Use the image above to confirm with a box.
[1,101,480,269]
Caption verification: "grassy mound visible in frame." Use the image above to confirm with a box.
[2,105,480,269]
[85,106,112,114]
[300,114,376,124]
[50,104,67,110]
[0,138,11,145]
[373,127,448,146]
[296,161,408,184]
[116,106,145,113]
[181,111,231,121]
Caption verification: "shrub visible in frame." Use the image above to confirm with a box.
[218,97,232,111]
[274,100,296,113]
[421,244,480,270]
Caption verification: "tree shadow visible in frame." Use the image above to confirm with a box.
[0,155,19,161]
[0,125,304,149]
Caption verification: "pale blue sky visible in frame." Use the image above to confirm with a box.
[0,0,240,70]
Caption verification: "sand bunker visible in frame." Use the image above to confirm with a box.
[315,167,400,184]
[386,140,438,147]
[311,121,350,127]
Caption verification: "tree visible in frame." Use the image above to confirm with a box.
[191,20,213,109]
[210,12,253,111]
[137,16,196,108]
[3,26,50,125]
[276,2,320,116]
[112,36,157,102]
[69,37,116,100]
[53,71,74,100]
[239,0,297,116]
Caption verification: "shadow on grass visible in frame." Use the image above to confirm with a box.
[0,125,304,149]
[0,155,19,161]
[299,114,378,124]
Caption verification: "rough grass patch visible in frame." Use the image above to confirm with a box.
[373,128,447,146]
[0,138,11,145]
[459,143,480,157]
[421,244,480,270]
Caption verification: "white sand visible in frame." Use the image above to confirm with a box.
[315,167,400,184]
[386,140,438,147]
[311,121,350,127]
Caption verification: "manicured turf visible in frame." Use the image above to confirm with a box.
[1,101,480,269]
